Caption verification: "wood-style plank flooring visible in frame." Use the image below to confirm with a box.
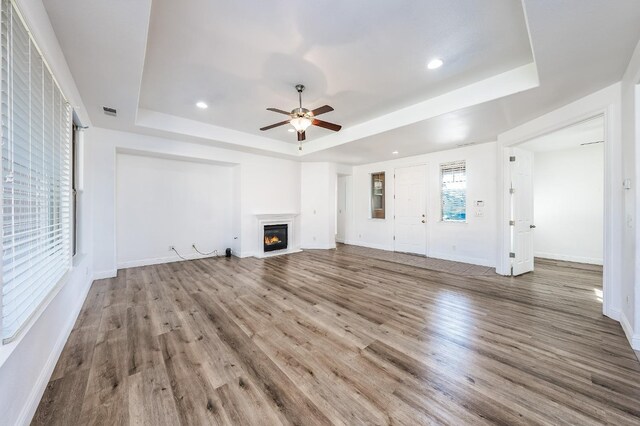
[33,246,640,425]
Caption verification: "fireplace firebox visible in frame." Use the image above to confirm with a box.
[264,224,288,252]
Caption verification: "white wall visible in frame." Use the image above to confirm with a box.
[116,153,234,268]
[89,127,302,277]
[300,163,337,249]
[238,156,301,257]
[345,142,497,267]
[533,144,604,265]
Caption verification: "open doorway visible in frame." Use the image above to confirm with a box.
[505,115,605,298]
[521,116,604,269]
[336,174,351,244]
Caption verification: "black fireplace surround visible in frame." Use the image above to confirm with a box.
[264,224,288,252]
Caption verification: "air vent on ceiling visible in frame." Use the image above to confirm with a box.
[103,106,117,116]
[456,142,475,148]
[580,140,604,146]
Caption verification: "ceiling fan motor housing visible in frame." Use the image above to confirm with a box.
[292,107,311,118]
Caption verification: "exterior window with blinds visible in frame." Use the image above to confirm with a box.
[440,161,466,222]
[1,0,72,342]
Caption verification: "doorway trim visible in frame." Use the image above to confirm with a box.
[496,85,622,321]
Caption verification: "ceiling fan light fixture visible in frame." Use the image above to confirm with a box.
[290,116,312,133]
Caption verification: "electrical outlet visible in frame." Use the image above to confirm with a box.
[452,245,457,251]
[169,245,175,251]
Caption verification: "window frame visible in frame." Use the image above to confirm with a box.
[440,161,467,223]
[0,0,73,343]
[370,171,385,220]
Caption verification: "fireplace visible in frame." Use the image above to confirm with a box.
[264,224,288,252]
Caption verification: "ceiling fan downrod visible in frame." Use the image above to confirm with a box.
[296,84,305,109]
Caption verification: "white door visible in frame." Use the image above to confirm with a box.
[510,148,535,275]
[394,165,427,255]
[336,176,347,242]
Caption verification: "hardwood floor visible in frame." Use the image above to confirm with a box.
[32,246,640,425]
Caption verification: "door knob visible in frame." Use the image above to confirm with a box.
[421,220,426,223]
[530,224,536,229]
[422,214,426,217]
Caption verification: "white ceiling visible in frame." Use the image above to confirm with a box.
[519,115,604,152]
[139,0,532,142]
[43,0,640,164]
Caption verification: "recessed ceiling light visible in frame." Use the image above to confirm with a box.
[196,101,208,109]
[392,151,399,155]
[288,128,295,132]
[427,58,443,70]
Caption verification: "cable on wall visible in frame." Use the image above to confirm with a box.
[171,247,191,261]
[192,244,219,257]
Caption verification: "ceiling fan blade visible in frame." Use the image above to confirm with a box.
[297,131,306,142]
[266,107,291,116]
[312,119,341,132]
[260,120,290,131]
[310,105,334,116]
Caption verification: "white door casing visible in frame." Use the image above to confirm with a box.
[336,176,347,242]
[510,148,534,275]
[394,165,427,255]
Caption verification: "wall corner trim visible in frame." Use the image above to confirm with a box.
[620,312,640,351]
[93,270,118,280]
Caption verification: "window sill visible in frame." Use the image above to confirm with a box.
[72,252,87,268]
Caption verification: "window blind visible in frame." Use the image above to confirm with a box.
[1,0,72,342]
[440,161,466,222]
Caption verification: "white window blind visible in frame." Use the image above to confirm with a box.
[440,161,466,222]
[1,0,72,343]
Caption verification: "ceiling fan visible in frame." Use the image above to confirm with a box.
[260,84,341,150]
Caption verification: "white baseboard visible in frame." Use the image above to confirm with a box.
[16,273,94,426]
[343,240,393,252]
[116,252,221,269]
[300,243,336,250]
[605,307,621,322]
[426,251,495,268]
[342,241,494,268]
[620,312,640,351]
[534,252,603,266]
[93,269,117,280]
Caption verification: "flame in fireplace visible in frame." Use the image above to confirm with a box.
[264,235,281,245]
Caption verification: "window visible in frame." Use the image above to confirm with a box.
[1,0,72,342]
[72,125,78,257]
[440,161,466,222]
[371,172,385,219]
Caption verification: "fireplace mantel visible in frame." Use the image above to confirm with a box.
[254,213,299,220]
[254,213,301,258]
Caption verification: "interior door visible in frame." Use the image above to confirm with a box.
[510,147,535,275]
[394,165,427,255]
[336,176,347,242]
